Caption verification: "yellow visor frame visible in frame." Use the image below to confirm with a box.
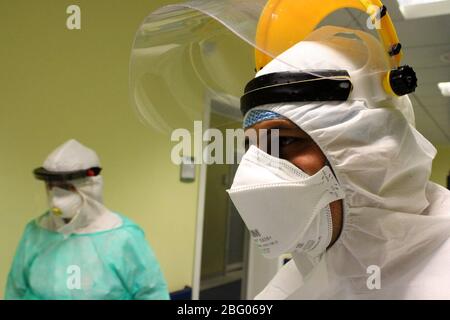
[255,0,402,71]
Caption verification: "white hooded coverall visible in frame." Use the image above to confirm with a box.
[249,29,450,300]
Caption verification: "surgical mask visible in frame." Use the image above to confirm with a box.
[48,187,83,219]
[227,145,345,260]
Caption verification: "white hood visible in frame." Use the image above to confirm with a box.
[251,27,450,299]
[38,139,122,236]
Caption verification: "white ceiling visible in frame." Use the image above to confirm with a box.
[323,0,450,145]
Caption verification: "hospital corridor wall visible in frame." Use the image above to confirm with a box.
[0,0,198,299]
[431,145,450,188]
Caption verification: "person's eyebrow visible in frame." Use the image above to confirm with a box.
[254,122,295,130]
[244,120,310,139]
[254,126,309,138]
[276,128,309,138]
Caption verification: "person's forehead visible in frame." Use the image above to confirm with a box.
[244,118,307,134]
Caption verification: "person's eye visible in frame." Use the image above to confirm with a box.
[279,137,301,147]
[59,183,74,191]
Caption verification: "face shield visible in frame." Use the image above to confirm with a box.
[33,167,102,185]
[33,166,102,217]
[130,0,417,136]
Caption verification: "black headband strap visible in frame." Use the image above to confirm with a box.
[33,167,102,182]
[240,70,353,115]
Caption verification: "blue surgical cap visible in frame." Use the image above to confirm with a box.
[244,110,285,129]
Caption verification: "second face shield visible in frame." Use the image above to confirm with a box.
[227,145,345,259]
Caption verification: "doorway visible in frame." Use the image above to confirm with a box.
[198,106,246,300]
[192,95,283,300]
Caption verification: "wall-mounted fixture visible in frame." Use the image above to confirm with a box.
[180,156,196,182]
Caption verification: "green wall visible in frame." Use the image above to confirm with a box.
[431,146,450,188]
[0,0,200,298]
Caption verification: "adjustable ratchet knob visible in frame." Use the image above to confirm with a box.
[388,65,417,96]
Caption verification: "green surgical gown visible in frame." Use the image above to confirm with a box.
[5,213,170,300]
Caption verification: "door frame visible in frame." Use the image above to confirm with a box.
[191,92,241,300]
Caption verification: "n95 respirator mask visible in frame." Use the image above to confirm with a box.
[48,187,83,219]
[227,145,345,260]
